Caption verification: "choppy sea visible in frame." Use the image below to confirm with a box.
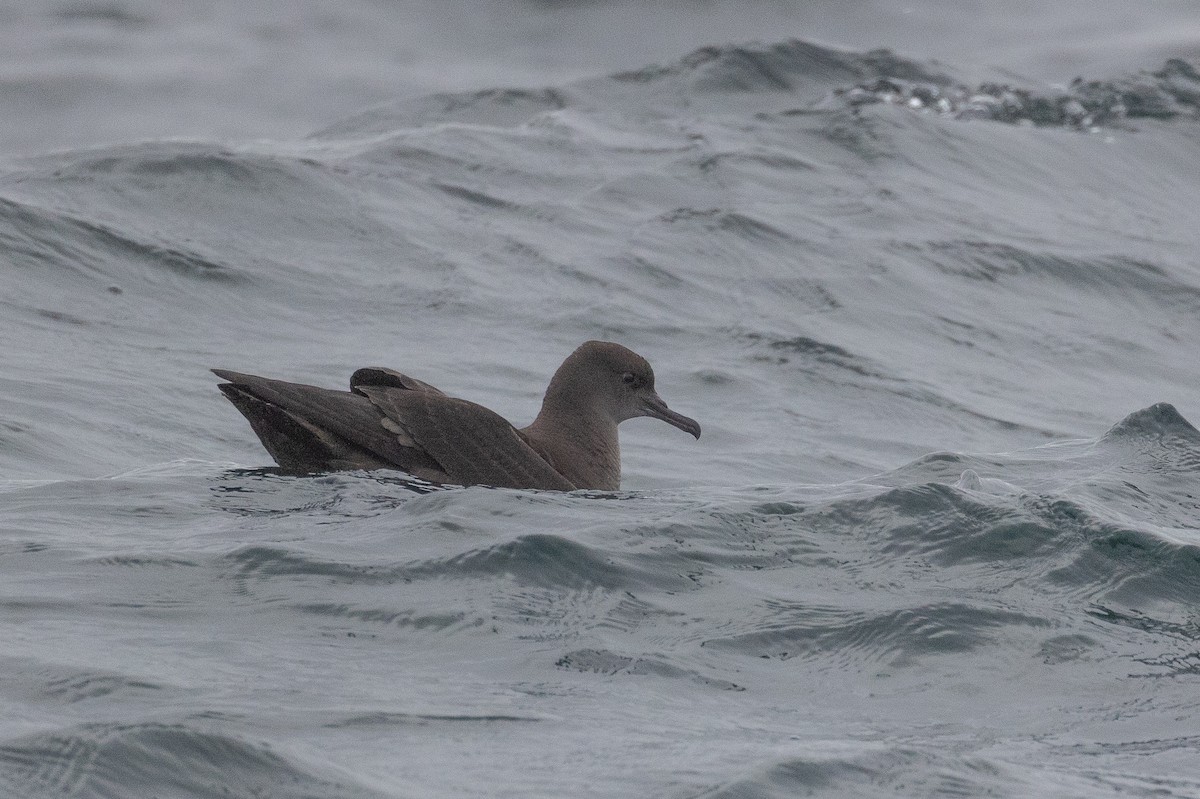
[2,2,1200,797]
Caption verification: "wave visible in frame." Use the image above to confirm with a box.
[909,241,1200,307]
[555,647,744,691]
[0,192,244,289]
[0,722,382,799]
[308,40,1200,142]
[225,530,692,593]
[610,40,953,97]
[1100,402,1200,446]
[694,743,1200,799]
[818,55,1200,130]
[702,600,1051,664]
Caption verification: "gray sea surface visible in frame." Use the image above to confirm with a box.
[2,2,1200,797]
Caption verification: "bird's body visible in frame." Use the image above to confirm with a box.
[213,341,700,491]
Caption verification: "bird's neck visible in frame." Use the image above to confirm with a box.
[524,402,621,491]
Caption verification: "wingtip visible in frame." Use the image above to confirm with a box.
[212,368,253,383]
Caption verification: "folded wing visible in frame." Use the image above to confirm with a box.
[213,368,575,490]
[213,369,441,476]
[354,386,576,490]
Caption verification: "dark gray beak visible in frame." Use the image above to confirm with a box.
[640,392,701,439]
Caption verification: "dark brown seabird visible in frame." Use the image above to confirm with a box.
[212,340,701,490]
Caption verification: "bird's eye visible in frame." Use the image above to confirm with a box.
[621,372,637,386]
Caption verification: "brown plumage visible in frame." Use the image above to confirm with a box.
[213,341,701,490]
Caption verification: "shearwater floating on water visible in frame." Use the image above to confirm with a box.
[213,340,700,490]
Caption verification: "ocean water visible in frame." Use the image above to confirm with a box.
[2,2,1200,797]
